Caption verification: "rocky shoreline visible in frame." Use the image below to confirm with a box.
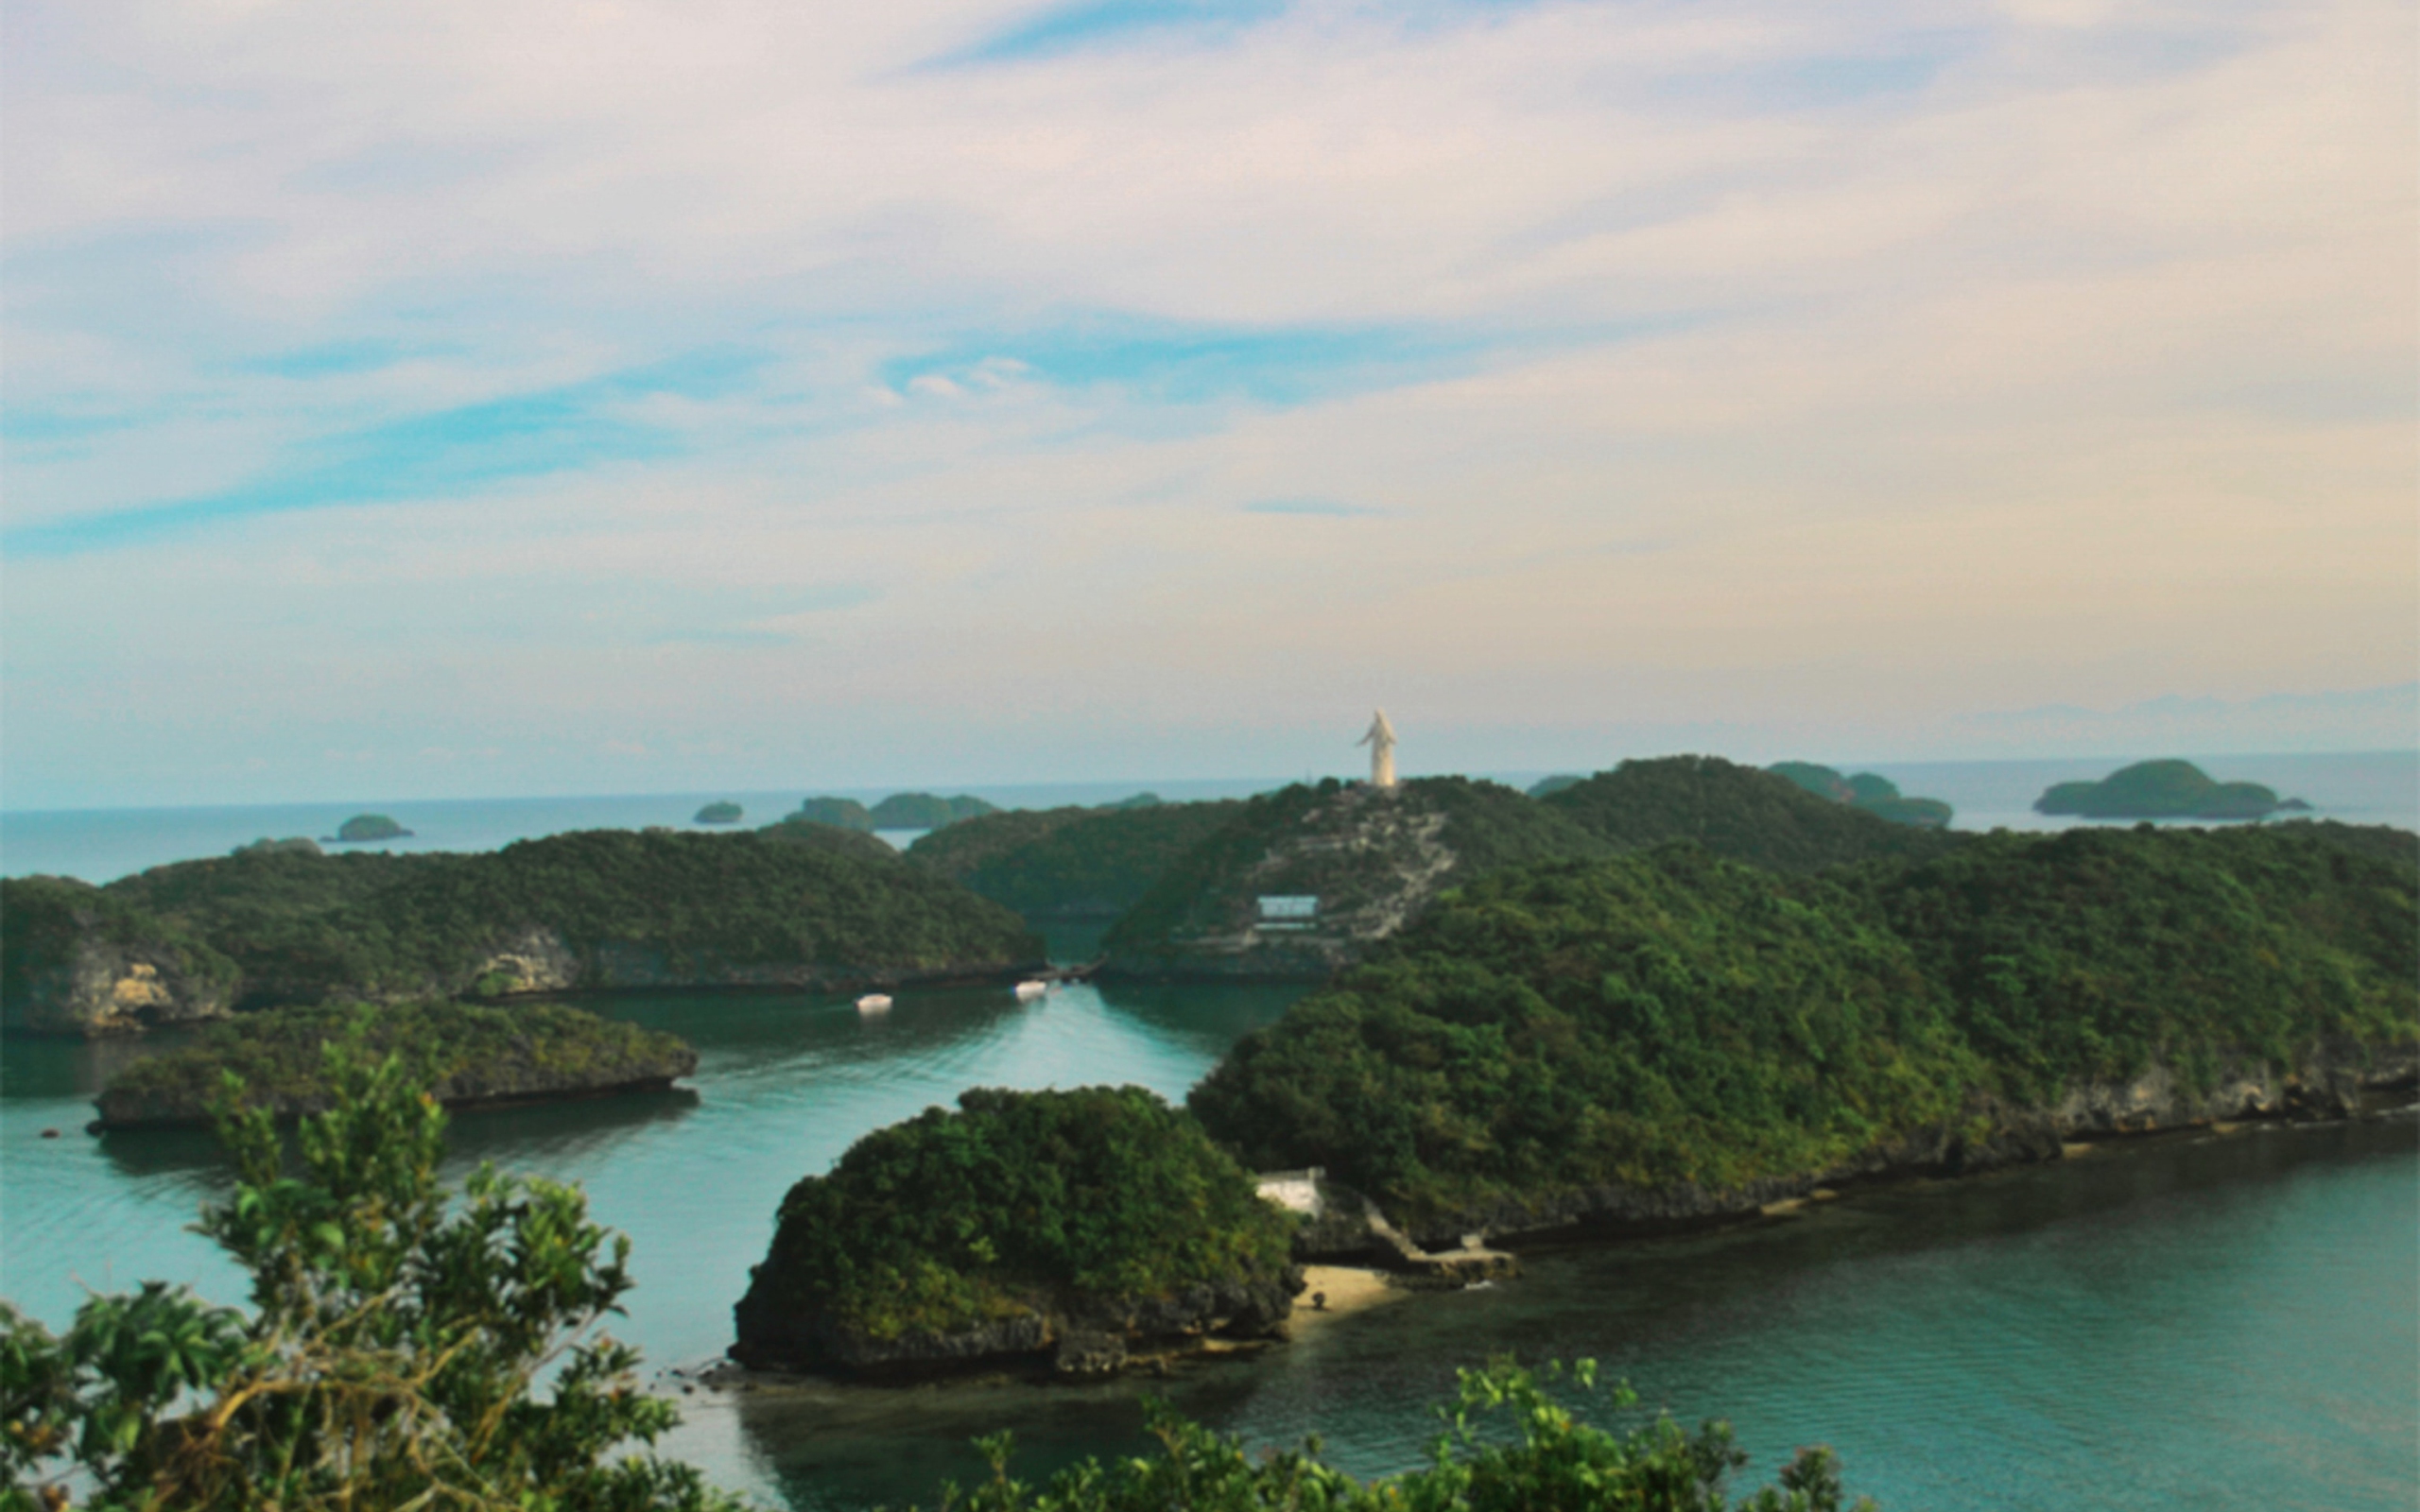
[1375,1045,2420,1251]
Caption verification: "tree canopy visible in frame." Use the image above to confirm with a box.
[2,1042,741,1511]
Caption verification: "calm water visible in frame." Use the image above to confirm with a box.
[2,765,2415,1509]
[5,752,2412,885]
[3,984,2412,1511]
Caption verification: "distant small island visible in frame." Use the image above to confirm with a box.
[1769,762,1953,828]
[91,1000,697,1129]
[694,801,744,824]
[870,792,1000,829]
[2035,760,2310,820]
[784,797,876,831]
[326,814,411,843]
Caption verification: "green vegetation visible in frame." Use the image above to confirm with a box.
[871,793,1000,829]
[909,799,1243,919]
[786,796,877,831]
[331,814,410,842]
[232,836,320,857]
[915,1359,1870,1512]
[1853,824,2416,1104]
[3,1043,741,1510]
[1102,791,1162,810]
[6,1057,1865,1512]
[93,1000,696,1127]
[2035,759,2301,819]
[1191,850,1971,1224]
[1105,778,1609,961]
[92,829,1037,1007]
[1191,824,2416,1229]
[0,877,240,1032]
[1768,763,1953,829]
[1527,774,1585,799]
[694,801,744,824]
[1541,756,1954,872]
[735,1087,1292,1349]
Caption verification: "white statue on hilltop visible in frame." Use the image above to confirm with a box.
[1357,709,1398,788]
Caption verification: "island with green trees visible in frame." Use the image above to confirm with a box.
[1101,777,1610,978]
[692,800,744,824]
[1190,822,2417,1245]
[4,828,1041,1027]
[5,1042,1871,1510]
[91,999,698,1128]
[869,791,999,829]
[732,1085,1299,1379]
[2034,758,2310,819]
[781,795,876,830]
[1768,761,1954,828]
[327,813,411,842]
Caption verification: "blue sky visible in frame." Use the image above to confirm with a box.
[2,0,2412,808]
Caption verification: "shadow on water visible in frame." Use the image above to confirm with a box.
[93,1087,706,1181]
[725,1117,2418,1512]
[0,1029,199,1100]
[1088,980,1310,1059]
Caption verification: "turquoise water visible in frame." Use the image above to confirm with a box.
[4,983,2412,1511]
[719,1115,2419,1512]
[3,770,2416,1509]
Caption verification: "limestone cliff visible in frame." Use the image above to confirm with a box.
[1102,778,1606,979]
[1,877,238,1036]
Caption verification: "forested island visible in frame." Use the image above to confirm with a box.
[90,1000,697,1128]
[733,1086,1298,1379]
[1,827,1040,1033]
[693,800,744,824]
[1768,762,1953,827]
[2035,759,2310,819]
[1192,822,2416,1243]
[327,814,411,842]
[776,792,1000,832]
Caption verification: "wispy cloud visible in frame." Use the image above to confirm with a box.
[1241,497,1381,517]
[2,0,2411,805]
[939,0,1290,65]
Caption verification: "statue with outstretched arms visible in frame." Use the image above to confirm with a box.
[1357,709,1398,789]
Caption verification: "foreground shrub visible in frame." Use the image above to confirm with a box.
[1,1042,741,1512]
[923,1358,1873,1512]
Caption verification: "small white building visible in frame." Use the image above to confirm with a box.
[1256,895,1319,931]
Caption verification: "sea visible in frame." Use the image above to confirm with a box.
[1,749,2414,1510]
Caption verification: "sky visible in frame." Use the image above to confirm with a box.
[3,0,2414,810]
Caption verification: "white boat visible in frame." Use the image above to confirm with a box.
[856,993,893,1014]
[1012,979,1050,1002]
